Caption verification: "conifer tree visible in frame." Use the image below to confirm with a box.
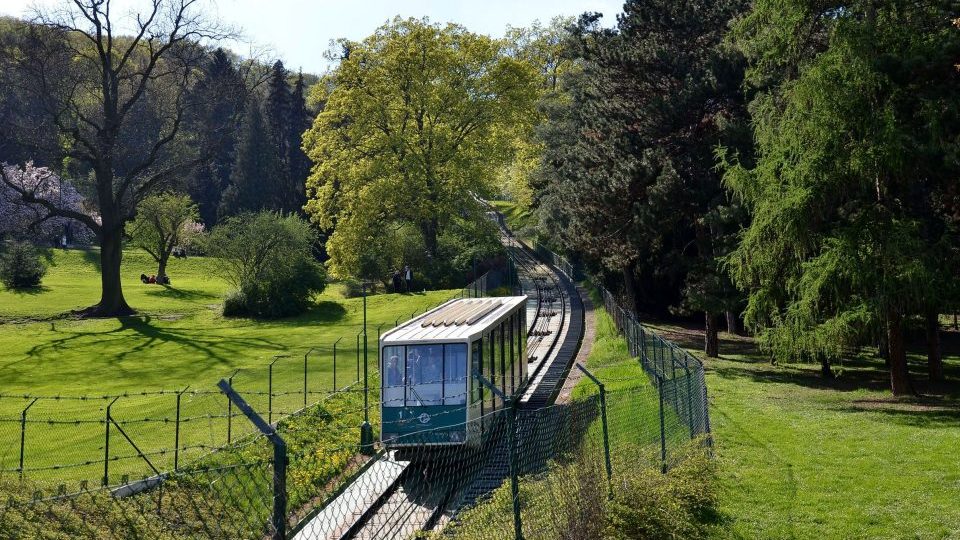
[286,72,312,214]
[724,0,960,393]
[537,0,750,356]
[187,48,247,227]
[225,96,282,216]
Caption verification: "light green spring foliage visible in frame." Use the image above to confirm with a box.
[208,212,327,318]
[722,0,960,363]
[497,17,574,210]
[303,17,539,281]
[127,192,200,276]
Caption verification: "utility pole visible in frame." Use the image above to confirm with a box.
[359,281,374,454]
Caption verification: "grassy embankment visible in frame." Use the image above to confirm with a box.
[648,322,960,539]
[445,299,714,539]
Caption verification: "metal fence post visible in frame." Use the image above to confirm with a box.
[18,398,38,481]
[508,397,523,540]
[304,348,316,408]
[473,371,522,539]
[683,355,695,439]
[227,370,238,444]
[103,396,119,486]
[218,380,287,540]
[356,329,363,383]
[268,355,288,425]
[333,337,342,391]
[576,364,612,498]
[657,374,668,474]
[174,386,189,471]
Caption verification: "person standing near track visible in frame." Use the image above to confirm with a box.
[404,265,412,293]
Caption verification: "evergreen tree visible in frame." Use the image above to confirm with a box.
[265,60,292,208]
[187,48,247,227]
[538,0,750,356]
[725,0,960,393]
[286,71,312,214]
[225,96,282,217]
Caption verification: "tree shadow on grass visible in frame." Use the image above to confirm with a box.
[80,248,101,271]
[832,398,960,428]
[654,319,960,398]
[246,300,349,326]
[21,315,286,368]
[4,285,52,296]
[141,285,219,301]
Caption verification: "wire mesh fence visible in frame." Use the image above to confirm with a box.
[0,274,489,492]
[0,267,712,539]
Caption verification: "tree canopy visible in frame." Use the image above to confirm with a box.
[0,0,231,316]
[535,0,750,356]
[128,192,202,280]
[723,0,960,393]
[303,17,538,282]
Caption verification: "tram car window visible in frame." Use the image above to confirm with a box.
[379,296,528,448]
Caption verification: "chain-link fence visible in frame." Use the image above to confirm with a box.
[0,275,489,490]
[0,266,712,539]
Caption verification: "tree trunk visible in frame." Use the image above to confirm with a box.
[92,227,134,316]
[421,219,439,260]
[887,309,912,395]
[926,308,944,382]
[820,355,834,379]
[725,310,740,336]
[157,253,169,282]
[622,265,641,314]
[878,320,890,367]
[705,312,719,358]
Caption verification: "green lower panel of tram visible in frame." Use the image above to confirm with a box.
[381,405,468,446]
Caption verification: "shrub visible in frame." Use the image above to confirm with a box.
[0,241,46,289]
[208,212,327,318]
[605,446,717,539]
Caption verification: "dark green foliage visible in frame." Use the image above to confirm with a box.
[186,48,247,227]
[0,240,46,289]
[223,97,284,217]
[723,0,960,391]
[536,0,750,351]
[286,72,312,214]
[222,63,312,219]
[209,212,327,318]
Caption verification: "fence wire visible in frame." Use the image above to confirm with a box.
[0,269,713,540]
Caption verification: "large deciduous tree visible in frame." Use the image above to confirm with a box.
[724,0,960,393]
[303,17,537,280]
[0,0,230,316]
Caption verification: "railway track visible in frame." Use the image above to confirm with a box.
[292,214,584,540]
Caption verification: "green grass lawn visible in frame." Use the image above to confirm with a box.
[0,248,459,486]
[488,200,535,242]
[648,323,960,539]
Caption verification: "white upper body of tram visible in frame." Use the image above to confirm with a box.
[379,296,529,447]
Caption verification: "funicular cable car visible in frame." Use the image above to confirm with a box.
[379,297,528,449]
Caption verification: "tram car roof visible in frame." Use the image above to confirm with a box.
[381,296,528,344]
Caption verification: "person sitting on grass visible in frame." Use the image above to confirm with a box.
[140,273,149,284]
[148,275,156,284]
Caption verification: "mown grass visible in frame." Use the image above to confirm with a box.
[0,247,459,486]
[646,322,960,539]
